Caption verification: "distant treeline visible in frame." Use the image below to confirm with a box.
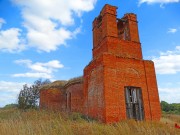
[161,101,180,115]
[3,104,18,109]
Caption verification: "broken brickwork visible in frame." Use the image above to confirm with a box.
[40,4,161,123]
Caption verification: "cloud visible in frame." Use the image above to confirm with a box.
[152,46,180,74]
[159,87,180,103]
[13,59,64,79]
[138,0,180,5]
[167,28,177,33]
[0,28,26,52]
[0,81,26,93]
[12,0,97,52]
[0,81,27,107]
[13,73,52,79]
[0,18,6,29]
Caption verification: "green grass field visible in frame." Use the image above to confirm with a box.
[0,108,180,135]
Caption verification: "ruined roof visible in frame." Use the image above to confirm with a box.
[40,76,83,90]
[63,76,83,88]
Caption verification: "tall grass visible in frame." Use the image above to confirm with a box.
[0,108,179,135]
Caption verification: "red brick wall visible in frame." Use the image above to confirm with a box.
[93,37,142,60]
[101,54,161,123]
[40,88,65,111]
[93,4,117,50]
[93,5,118,59]
[66,83,84,113]
[40,82,84,113]
[144,61,161,120]
[84,55,105,121]
[123,13,140,42]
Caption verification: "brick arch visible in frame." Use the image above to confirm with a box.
[125,67,140,78]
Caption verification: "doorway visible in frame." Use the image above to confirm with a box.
[125,86,144,120]
[66,93,71,111]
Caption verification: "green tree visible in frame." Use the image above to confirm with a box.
[18,79,50,109]
[161,101,170,112]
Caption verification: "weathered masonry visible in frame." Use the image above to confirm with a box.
[40,4,161,123]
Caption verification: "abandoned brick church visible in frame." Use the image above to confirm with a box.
[40,4,161,123]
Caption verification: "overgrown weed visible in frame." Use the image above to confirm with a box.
[0,108,179,135]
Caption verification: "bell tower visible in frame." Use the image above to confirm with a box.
[84,4,161,123]
[92,4,142,60]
